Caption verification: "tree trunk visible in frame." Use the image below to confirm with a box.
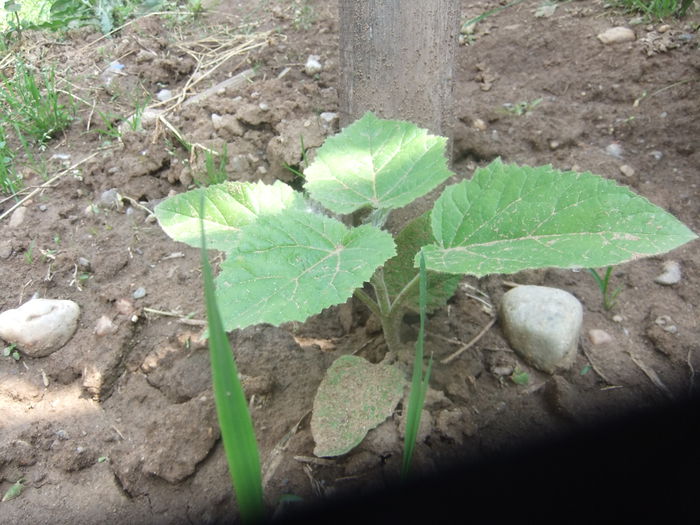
[338,0,460,232]
[338,0,459,142]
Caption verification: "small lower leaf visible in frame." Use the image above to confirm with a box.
[2,478,24,502]
[311,355,406,457]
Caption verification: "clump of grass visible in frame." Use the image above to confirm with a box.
[203,143,229,186]
[607,0,695,18]
[0,61,73,146]
[589,266,623,311]
[0,127,20,195]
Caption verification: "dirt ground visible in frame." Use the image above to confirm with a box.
[1,0,698,522]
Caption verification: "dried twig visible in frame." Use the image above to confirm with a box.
[579,337,617,386]
[262,411,310,489]
[441,316,497,364]
[628,352,673,400]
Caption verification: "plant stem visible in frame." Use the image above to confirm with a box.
[353,288,381,318]
[371,270,403,354]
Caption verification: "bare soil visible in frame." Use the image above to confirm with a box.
[1,1,698,523]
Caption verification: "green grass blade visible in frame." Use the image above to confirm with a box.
[401,250,433,479]
[199,197,265,523]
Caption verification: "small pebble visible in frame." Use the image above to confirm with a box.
[304,55,323,75]
[39,204,48,212]
[619,164,635,177]
[133,287,147,299]
[100,188,121,208]
[657,24,671,33]
[588,329,613,345]
[654,315,678,334]
[549,140,560,150]
[654,260,681,285]
[649,150,663,160]
[116,298,135,316]
[597,27,636,44]
[319,112,339,132]
[156,89,172,102]
[9,206,27,228]
[612,315,624,323]
[94,315,117,336]
[605,143,624,158]
[78,257,91,270]
[473,118,487,131]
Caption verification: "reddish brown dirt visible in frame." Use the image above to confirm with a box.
[1,0,698,522]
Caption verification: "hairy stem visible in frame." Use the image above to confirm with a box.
[370,270,403,354]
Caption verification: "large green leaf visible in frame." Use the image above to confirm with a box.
[422,159,698,277]
[384,212,461,312]
[216,209,396,330]
[303,112,453,214]
[154,181,305,252]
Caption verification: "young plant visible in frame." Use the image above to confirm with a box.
[154,111,696,357]
[201,143,229,186]
[589,266,623,310]
[3,342,20,361]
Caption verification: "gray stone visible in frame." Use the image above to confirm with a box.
[0,298,80,357]
[304,55,323,75]
[500,286,582,374]
[654,260,681,285]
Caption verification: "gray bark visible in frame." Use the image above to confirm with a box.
[338,0,460,232]
[338,0,459,142]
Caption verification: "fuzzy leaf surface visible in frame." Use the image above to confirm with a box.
[216,210,396,330]
[422,159,697,277]
[303,112,452,214]
[383,213,461,312]
[154,181,305,252]
[311,355,406,457]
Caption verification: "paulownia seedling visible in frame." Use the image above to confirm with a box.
[154,111,696,357]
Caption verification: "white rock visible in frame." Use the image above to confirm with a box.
[156,89,173,102]
[605,143,624,158]
[588,328,613,345]
[9,206,27,228]
[94,315,117,336]
[619,164,635,177]
[500,286,583,374]
[597,27,636,44]
[0,299,80,357]
[654,260,681,285]
[319,111,339,133]
[304,55,323,75]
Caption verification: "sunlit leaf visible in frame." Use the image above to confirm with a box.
[422,159,698,277]
[304,111,452,214]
